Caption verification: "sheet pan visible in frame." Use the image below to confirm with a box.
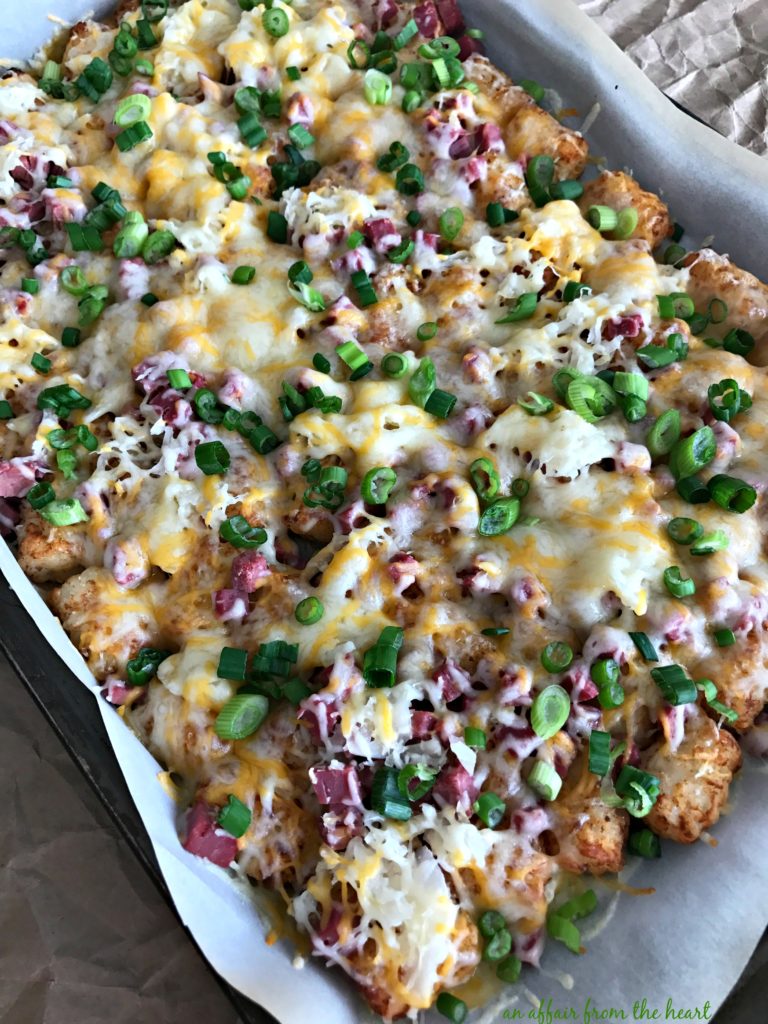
[2,1,768,1021]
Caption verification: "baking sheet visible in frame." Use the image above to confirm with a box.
[2,0,768,1021]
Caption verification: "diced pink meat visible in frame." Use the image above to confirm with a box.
[602,313,644,340]
[231,550,270,592]
[459,405,494,438]
[616,441,652,475]
[0,457,43,498]
[286,92,314,128]
[432,762,479,811]
[494,718,540,759]
[309,764,363,806]
[42,187,87,225]
[387,552,420,595]
[562,663,599,703]
[411,710,438,739]
[476,123,504,154]
[375,0,399,27]
[105,536,149,589]
[182,800,238,868]
[217,368,257,410]
[414,0,441,37]
[298,693,341,745]
[436,0,465,35]
[104,678,131,706]
[312,906,343,950]
[433,659,472,702]
[457,33,486,60]
[364,217,401,254]
[0,498,20,538]
[515,928,545,967]
[212,588,249,622]
[511,805,550,839]
[498,669,532,707]
[337,499,370,534]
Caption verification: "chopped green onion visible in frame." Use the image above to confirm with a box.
[361,466,397,504]
[31,352,51,375]
[393,18,418,49]
[387,238,415,264]
[562,280,591,302]
[612,372,649,400]
[217,794,251,838]
[408,357,436,407]
[668,426,716,480]
[518,391,554,416]
[708,474,757,514]
[0,399,13,420]
[486,201,518,227]
[588,730,611,776]
[547,913,581,954]
[226,174,251,201]
[371,766,411,820]
[663,565,696,598]
[587,205,618,231]
[65,223,103,253]
[27,482,55,509]
[336,340,368,373]
[614,765,660,817]
[56,449,77,479]
[722,327,754,357]
[262,7,289,36]
[696,679,739,723]
[712,627,736,648]
[115,120,153,152]
[496,955,522,985]
[530,684,570,739]
[312,352,331,374]
[267,211,288,243]
[424,388,456,418]
[435,992,468,1023]
[550,180,584,201]
[363,68,392,105]
[135,58,154,75]
[478,910,506,939]
[21,277,39,295]
[656,292,695,320]
[645,409,680,459]
[234,87,262,115]
[590,658,619,688]
[628,828,661,859]
[114,93,152,128]
[232,265,256,285]
[613,207,638,239]
[141,229,176,266]
[217,647,249,681]
[347,38,371,69]
[667,517,703,545]
[566,375,617,423]
[363,625,404,688]
[40,498,88,526]
[464,726,487,748]
[473,792,506,828]
[286,66,300,81]
[126,647,170,686]
[636,344,678,369]
[215,694,269,740]
[663,244,687,266]
[397,764,438,801]
[439,206,464,241]
[195,440,230,475]
[469,457,500,502]
[676,475,711,505]
[478,497,520,537]
[141,292,159,307]
[651,664,697,705]
[540,641,573,673]
[495,291,537,324]
[238,111,267,147]
[289,281,326,311]
[707,378,750,423]
[141,0,168,22]
[76,57,113,101]
[525,154,554,207]
[395,162,425,195]
[527,761,562,801]
[381,352,408,378]
[288,123,315,149]
[483,927,513,962]
[37,384,91,416]
[416,321,438,341]
[350,268,378,307]
[295,596,324,625]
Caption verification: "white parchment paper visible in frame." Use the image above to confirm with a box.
[2,1,768,1021]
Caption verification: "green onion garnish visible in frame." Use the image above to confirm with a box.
[371,766,411,820]
[381,352,408,378]
[286,66,300,81]
[714,628,735,647]
[707,378,751,423]
[424,388,456,418]
[478,497,520,537]
[232,265,256,285]
[481,628,509,638]
[708,474,757,514]
[195,440,230,475]
[483,926,512,962]
[496,956,522,985]
[464,727,487,748]
[361,466,397,504]
[690,528,729,555]
[438,206,464,241]
[294,596,324,625]
[722,327,754,356]
[667,426,716,480]
[31,352,51,375]
[395,162,425,195]
[495,291,537,324]
[115,120,153,152]
[262,7,289,36]
[525,154,554,207]
[142,229,176,264]
[126,647,170,686]
[676,475,711,505]
[37,384,91,416]
[0,400,13,420]
[113,211,149,258]
[469,457,500,502]
[650,664,697,705]
[540,641,573,673]
[114,93,152,128]
[473,792,506,828]
[397,764,438,801]
[663,565,696,598]
[527,761,562,801]
[217,794,251,838]
[550,180,584,201]
[586,205,618,231]
[562,280,591,302]
[590,657,619,688]
[214,694,269,740]
[566,375,617,423]
[363,68,392,105]
[217,647,249,681]
[518,391,554,415]
[628,828,661,859]
[588,730,611,776]
[667,516,703,545]
[27,482,55,509]
[614,765,660,817]
[40,498,88,526]
[350,269,378,307]
[416,321,438,341]
[530,684,570,739]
